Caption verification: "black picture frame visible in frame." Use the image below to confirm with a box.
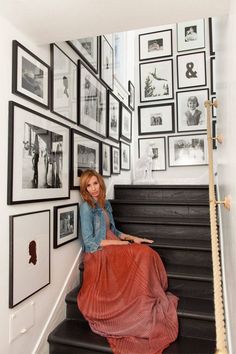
[139,29,173,61]
[120,103,132,142]
[100,35,114,90]
[111,146,120,175]
[210,57,216,95]
[212,120,217,150]
[128,80,135,111]
[120,141,130,170]
[211,96,217,118]
[138,137,166,171]
[67,37,99,73]
[209,18,215,56]
[101,142,111,177]
[107,91,120,142]
[177,19,205,52]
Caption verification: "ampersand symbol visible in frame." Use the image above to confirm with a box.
[186,62,197,78]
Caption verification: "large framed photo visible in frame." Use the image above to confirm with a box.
[128,80,135,111]
[177,51,206,89]
[139,29,173,61]
[101,143,111,177]
[53,203,79,248]
[176,89,209,132]
[177,19,205,52]
[78,60,107,138]
[107,91,120,142]
[210,57,216,95]
[209,18,216,56]
[168,134,208,167]
[12,40,50,109]
[9,210,50,308]
[100,35,114,90]
[138,103,174,135]
[67,37,99,73]
[71,129,101,189]
[51,44,77,124]
[120,141,130,170]
[139,59,174,102]
[120,104,132,142]
[138,137,166,171]
[8,101,70,205]
[111,146,120,174]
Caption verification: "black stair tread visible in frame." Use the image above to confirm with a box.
[166,264,213,281]
[114,185,209,189]
[111,199,209,206]
[163,336,215,354]
[151,238,211,251]
[114,216,210,226]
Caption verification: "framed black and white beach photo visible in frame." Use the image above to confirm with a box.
[128,80,135,111]
[210,57,216,95]
[53,203,79,248]
[138,103,174,135]
[51,44,77,124]
[120,104,132,142]
[101,143,111,177]
[138,137,166,171]
[168,134,208,167]
[139,29,173,61]
[139,59,174,102]
[177,51,206,89]
[107,91,120,142]
[9,210,50,308]
[120,141,130,170]
[111,146,120,174]
[209,18,216,56]
[177,19,205,52]
[176,89,209,132]
[12,40,50,109]
[67,37,99,73]
[100,35,114,90]
[8,101,70,205]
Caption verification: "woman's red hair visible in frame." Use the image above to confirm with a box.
[80,170,106,208]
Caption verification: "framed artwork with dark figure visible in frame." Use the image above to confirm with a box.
[100,35,114,90]
[12,40,50,109]
[120,104,132,142]
[138,103,174,135]
[176,89,209,132]
[78,60,107,138]
[168,134,208,167]
[209,18,216,56]
[177,19,205,52]
[210,57,216,95]
[53,203,79,248]
[111,146,120,174]
[120,141,130,170]
[101,143,111,177]
[67,37,99,73]
[138,137,166,171]
[139,29,173,61]
[51,44,77,124]
[177,51,207,89]
[8,101,70,205]
[128,80,135,111]
[71,129,101,189]
[9,210,50,308]
[107,91,120,142]
[139,59,174,102]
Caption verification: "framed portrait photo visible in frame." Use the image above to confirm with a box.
[51,44,77,124]
[67,37,99,73]
[101,143,111,177]
[177,19,205,52]
[138,102,174,135]
[111,146,120,174]
[100,35,114,90]
[12,40,50,109]
[139,29,173,61]
[8,101,70,205]
[9,210,50,308]
[168,134,208,167]
[210,57,216,95]
[138,137,166,171]
[107,91,120,142]
[176,89,209,133]
[53,203,79,248]
[177,51,206,89]
[209,18,216,56]
[120,141,130,170]
[120,104,132,142]
[128,80,135,111]
[139,59,174,102]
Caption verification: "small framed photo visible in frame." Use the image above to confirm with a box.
[139,29,173,61]
[9,210,50,308]
[209,18,215,56]
[138,137,166,171]
[101,143,111,177]
[71,129,101,189]
[210,57,216,95]
[67,37,99,73]
[120,104,132,142]
[211,96,217,118]
[12,40,50,109]
[139,59,174,102]
[177,51,206,89]
[51,44,77,124]
[212,120,217,150]
[128,80,135,111]
[107,91,120,142]
[111,146,120,174]
[100,35,114,90]
[53,203,79,248]
[176,89,209,132]
[177,19,205,52]
[78,60,107,138]
[120,141,130,170]
[138,103,174,135]
[168,134,208,167]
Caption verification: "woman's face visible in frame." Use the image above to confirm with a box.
[87,176,100,200]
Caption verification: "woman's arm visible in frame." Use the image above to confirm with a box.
[120,233,154,244]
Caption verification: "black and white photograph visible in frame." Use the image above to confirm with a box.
[120,104,132,142]
[71,129,101,189]
[111,146,120,174]
[168,134,208,167]
[51,44,77,124]
[107,91,120,142]
[78,60,107,138]
[138,103,174,135]
[53,203,79,248]
[177,19,205,52]
[176,89,209,132]
[138,137,166,171]
[139,29,173,61]
[101,143,111,177]
[212,120,217,150]
[209,18,216,56]
[120,141,130,170]
[139,59,174,102]
[12,40,50,109]
[100,35,114,90]
[9,210,50,308]
[8,101,70,204]
[212,96,217,118]
[210,57,216,95]
[177,51,207,89]
[128,80,135,111]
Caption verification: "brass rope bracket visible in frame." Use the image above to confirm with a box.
[204,99,218,108]
[212,134,224,144]
[215,195,231,210]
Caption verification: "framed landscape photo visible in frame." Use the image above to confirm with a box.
[209,18,216,56]
[53,203,79,248]
[120,141,130,170]
[177,19,205,52]
[100,35,114,90]
[128,80,135,111]
[139,59,174,102]
[177,51,206,89]
[120,104,132,142]
[138,102,174,135]
[138,137,166,171]
[78,60,107,138]
[176,89,209,132]
[8,101,70,205]
[210,57,216,95]
[168,134,208,167]
[101,143,111,177]
[139,29,173,61]
[107,91,120,142]
[12,40,50,109]
[111,146,120,174]
[9,210,50,308]
[67,37,99,73]
[51,44,77,124]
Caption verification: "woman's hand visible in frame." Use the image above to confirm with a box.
[121,234,154,244]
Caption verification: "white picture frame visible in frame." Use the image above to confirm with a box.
[138,137,166,171]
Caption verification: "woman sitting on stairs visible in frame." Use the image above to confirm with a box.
[77,169,179,354]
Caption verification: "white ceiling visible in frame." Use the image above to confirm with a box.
[0,0,229,44]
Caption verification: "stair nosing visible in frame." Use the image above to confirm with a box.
[114,216,210,226]
[111,199,209,206]
[114,185,209,189]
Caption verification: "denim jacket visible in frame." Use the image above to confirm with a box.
[80,200,122,253]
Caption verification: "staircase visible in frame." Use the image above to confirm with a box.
[48,185,216,354]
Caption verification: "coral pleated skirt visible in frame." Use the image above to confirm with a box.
[77,230,179,354]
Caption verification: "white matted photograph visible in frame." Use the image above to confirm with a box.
[67,37,99,73]
[177,19,205,52]
[139,29,173,61]
[138,137,166,171]
[138,103,174,135]
[120,141,130,170]
[100,35,114,90]
[177,51,206,89]
[111,146,120,174]
[210,57,216,95]
[120,104,132,142]
[107,91,120,142]
[101,143,111,177]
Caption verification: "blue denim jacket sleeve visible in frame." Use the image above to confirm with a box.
[80,202,102,253]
